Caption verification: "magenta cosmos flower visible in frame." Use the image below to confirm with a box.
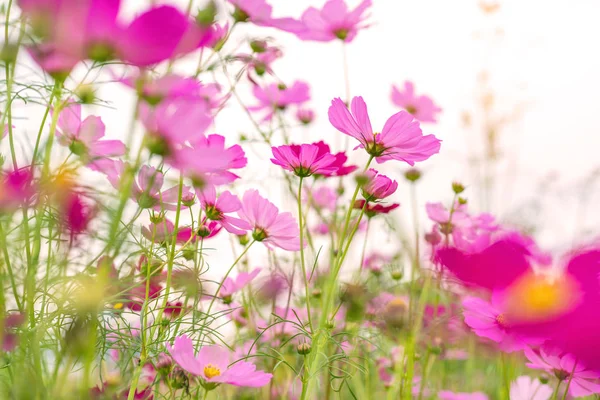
[167,335,272,388]
[524,345,600,397]
[271,143,339,177]
[238,189,301,251]
[292,0,372,43]
[328,96,441,165]
[510,376,553,400]
[436,238,600,371]
[21,0,212,72]
[249,81,310,120]
[196,185,251,235]
[56,101,125,163]
[391,81,442,123]
[362,169,398,201]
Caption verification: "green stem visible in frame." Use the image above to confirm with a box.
[297,177,313,333]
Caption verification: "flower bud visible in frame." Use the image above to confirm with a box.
[297,342,312,355]
[250,40,267,53]
[404,168,422,183]
[452,182,465,194]
[76,84,96,104]
[196,1,217,27]
[391,270,403,281]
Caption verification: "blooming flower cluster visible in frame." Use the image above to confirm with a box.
[0,0,593,399]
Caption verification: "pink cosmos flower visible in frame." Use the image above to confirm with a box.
[140,98,212,156]
[238,190,302,251]
[167,335,272,387]
[362,169,398,201]
[249,81,310,120]
[524,345,600,397]
[391,81,442,123]
[240,44,282,76]
[21,1,212,70]
[462,296,540,353]
[168,134,247,187]
[196,185,251,235]
[438,391,488,400]
[306,185,337,212]
[141,219,198,244]
[220,268,262,300]
[56,101,125,163]
[362,252,392,274]
[292,0,372,43]
[510,376,553,400]
[95,161,192,211]
[120,73,217,106]
[296,108,315,125]
[328,96,441,165]
[206,23,229,50]
[271,143,339,177]
[227,0,303,32]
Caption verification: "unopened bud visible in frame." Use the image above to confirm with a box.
[391,270,403,281]
[452,182,465,194]
[404,169,422,183]
[297,342,312,355]
[196,1,217,26]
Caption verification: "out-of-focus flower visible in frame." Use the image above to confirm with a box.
[328,96,441,165]
[56,101,125,164]
[238,189,301,251]
[227,0,304,32]
[249,81,310,120]
[437,238,600,371]
[353,200,400,217]
[524,345,600,397]
[102,163,193,211]
[196,185,251,235]
[169,134,247,188]
[509,376,552,400]
[296,108,315,125]
[291,0,372,43]
[0,167,36,212]
[271,143,338,177]
[21,1,212,73]
[306,185,337,212]
[391,81,442,123]
[362,169,397,201]
[140,98,212,156]
[141,219,200,244]
[60,191,95,236]
[167,335,272,387]
[2,313,25,352]
[220,268,261,301]
[438,391,488,400]
[462,296,540,353]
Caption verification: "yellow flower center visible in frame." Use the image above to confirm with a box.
[204,364,221,379]
[496,313,508,328]
[502,272,581,323]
